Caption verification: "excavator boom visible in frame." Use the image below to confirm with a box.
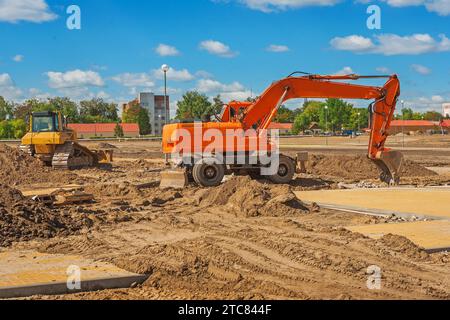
[239,73,402,184]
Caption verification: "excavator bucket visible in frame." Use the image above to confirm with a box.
[160,168,189,189]
[372,150,404,186]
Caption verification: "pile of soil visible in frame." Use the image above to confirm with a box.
[198,176,309,217]
[0,144,76,186]
[307,154,437,180]
[84,182,142,198]
[0,184,89,247]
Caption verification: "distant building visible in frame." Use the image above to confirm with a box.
[443,103,450,118]
[122,92,169,136]
[388,120,440,135]
[267,123,293,135]
[68,123,140,138]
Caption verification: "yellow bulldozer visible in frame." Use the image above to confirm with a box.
[20,111,113,169]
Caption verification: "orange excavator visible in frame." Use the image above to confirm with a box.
[160,72,403,188]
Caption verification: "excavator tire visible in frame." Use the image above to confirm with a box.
[268,155,296,184]
[192,162,225,187]
[52,142,98,170]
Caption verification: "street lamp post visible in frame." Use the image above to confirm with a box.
[324,105,329,146]
[357,112,361,144]
[401,100,405,148]
[161,64,169,126]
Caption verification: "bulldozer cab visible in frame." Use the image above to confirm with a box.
[30,111,62,133]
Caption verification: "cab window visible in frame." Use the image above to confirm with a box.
[32,116,55,132]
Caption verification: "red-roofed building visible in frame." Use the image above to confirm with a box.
[388,120,440,134]
[441,120,450,128]
[268,123,293,134]
[68,123,140,138]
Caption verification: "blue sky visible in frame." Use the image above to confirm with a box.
[1,0,449,115]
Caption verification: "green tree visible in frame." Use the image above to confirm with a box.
[423,111,443,121]
[10,119,27,139]
[80,98,118,123]
[212,95,224,119]
[114,123,124,138]
[0,96,14,121]
[176,91,214,121]
[348,108,369,131]
[274,105,295,123]
[0,120,13,139]
[122,102,152,135]
[320,99,353,132]
[48,97,80,122]
[292,101,324,134]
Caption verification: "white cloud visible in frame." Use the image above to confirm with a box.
[236,0,341,12]
[195,70,214,79]
[199,40,238,58]
[425,0,450,16]
[331,33,450,55]
[112,73,155,87]
[13,54,24,62]
[335,66,355,74]
[155,44,180,57]
[0,73,13,87]
[266,44,290,52]
[196,79,251,101]
[0,74,22,100]
[46,70,104,89]
[0,0,57,23]
[431,95,445,103]
[0,86,22,100]
[197,79,245,93]
[380,0,450,16]
[152,67,194,82]
[411,64,432,75]
[376,66,391,73]
[330,35,375,52]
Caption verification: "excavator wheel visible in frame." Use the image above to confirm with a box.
[268,155,296,184]
[192,162,225,187]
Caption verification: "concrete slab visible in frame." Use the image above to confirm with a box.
[295,188,450,221]
[0,250,147,299]
[347,220,450,253]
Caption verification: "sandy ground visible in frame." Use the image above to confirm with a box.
[2,135,450,300]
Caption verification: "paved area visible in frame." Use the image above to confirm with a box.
[347,220,450,252]
[0,250,146,298]
[296,188,450,220]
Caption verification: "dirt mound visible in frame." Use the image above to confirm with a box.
[0,144,77,186]
[198,176,309,217]
[0,184,89,247]
[97,142,118,149]
[84,182,142,198]
[378,233,429,260]
[307,154,437,180]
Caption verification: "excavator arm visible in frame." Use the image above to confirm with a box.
[241,74,403,184]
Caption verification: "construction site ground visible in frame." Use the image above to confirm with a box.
[1,135,450,300]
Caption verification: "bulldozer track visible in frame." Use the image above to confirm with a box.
[52,142,98,170]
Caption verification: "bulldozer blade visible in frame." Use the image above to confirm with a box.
[160,168,189,189]
[372,150,404,186]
